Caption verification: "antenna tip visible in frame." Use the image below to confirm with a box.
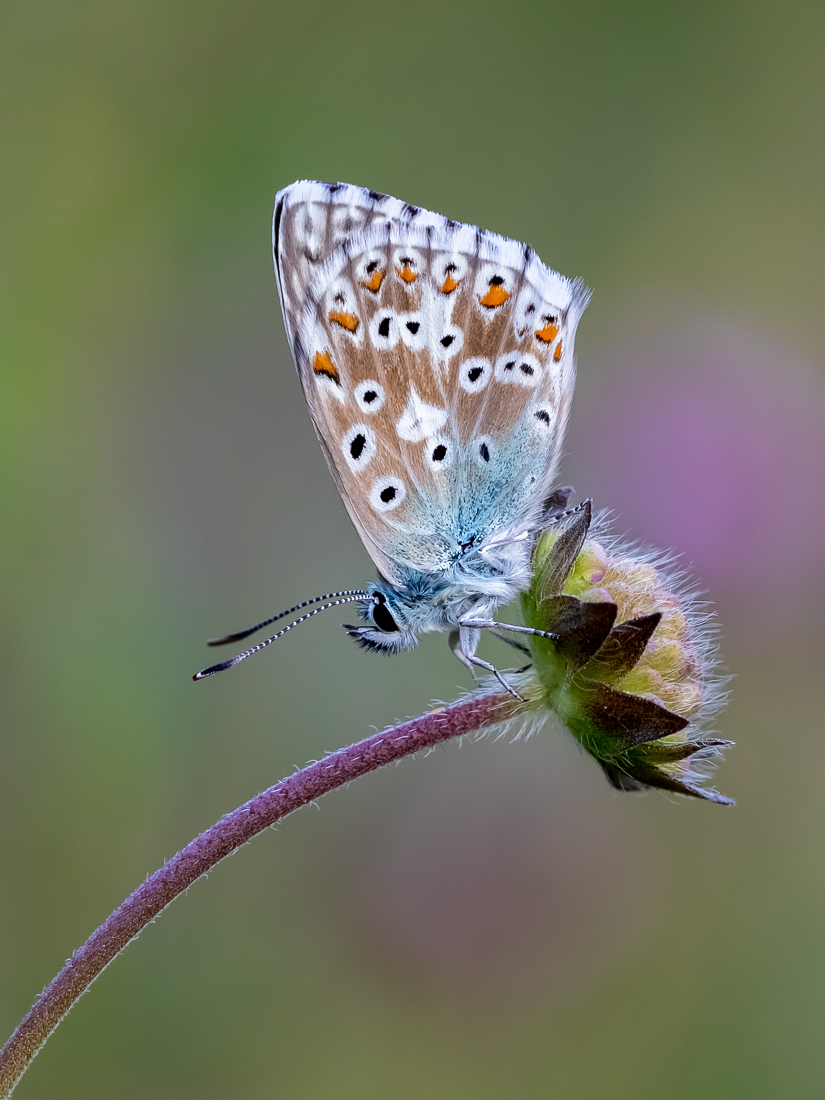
[193,658,237,681]
[206,629,255,646]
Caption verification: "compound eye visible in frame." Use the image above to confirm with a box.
[372,595,399,633]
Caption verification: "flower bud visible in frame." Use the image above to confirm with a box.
[521,501,732,804]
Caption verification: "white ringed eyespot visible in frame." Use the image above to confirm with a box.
[459,357,492,393]
[342,424,377,472]
[370,475,406,512]
[354,380,386,414]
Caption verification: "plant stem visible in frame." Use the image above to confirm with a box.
[0,691,516,1098]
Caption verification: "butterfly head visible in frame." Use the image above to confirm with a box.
[344,581,423,654]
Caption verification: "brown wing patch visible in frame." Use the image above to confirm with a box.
[445,251,576,535]
[274,188,398,346]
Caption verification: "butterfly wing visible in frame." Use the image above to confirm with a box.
[273,180,588,586]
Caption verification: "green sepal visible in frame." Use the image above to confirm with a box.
[570,680,689,750]
[601,759,735,806]
[636,736,733,764]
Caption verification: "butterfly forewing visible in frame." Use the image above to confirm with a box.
[273,181,588,584]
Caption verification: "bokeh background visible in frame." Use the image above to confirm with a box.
[2,2,824,1097]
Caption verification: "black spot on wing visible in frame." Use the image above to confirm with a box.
[403,203,420,217]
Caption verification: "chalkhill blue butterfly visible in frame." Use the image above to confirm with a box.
[195,181,590,696]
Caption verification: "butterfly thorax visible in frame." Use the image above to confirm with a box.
[346,534,533,653]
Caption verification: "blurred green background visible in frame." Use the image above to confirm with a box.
[2,2,824,1097]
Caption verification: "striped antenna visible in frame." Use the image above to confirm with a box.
[193,593,369,681]
[206,589,369,646]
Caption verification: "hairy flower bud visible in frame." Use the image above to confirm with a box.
[521,502,732,804]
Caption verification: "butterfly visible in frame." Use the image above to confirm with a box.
[195,181,589,696]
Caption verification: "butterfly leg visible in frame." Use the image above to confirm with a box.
[464,653,527,702]
[454,626,525,702]
[449,628,481,681]
[460,619,559,642]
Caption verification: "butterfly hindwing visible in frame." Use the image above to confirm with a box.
[273,181,588,584]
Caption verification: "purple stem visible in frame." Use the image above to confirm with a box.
[0,691,516,1097]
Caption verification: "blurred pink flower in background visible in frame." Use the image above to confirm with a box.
[567,310,825,627]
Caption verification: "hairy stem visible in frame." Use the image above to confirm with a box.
[0,691,517,1097]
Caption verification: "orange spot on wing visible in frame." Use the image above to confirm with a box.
[329,310,359,332]
[363,270,384,292]
[480,285,510,308]
[441,274,459,294]
[313,350,340,383]
[553,340,563,362]
[398,265,418,283]
[536,322,559,343]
